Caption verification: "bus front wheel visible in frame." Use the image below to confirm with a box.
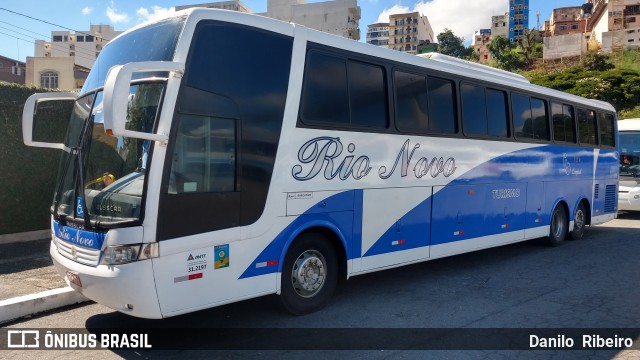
[280,233,338,315]
[547,204,568,247]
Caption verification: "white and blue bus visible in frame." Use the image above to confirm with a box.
[618,118,640,211]
[22,9,618,319]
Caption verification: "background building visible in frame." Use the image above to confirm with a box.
[178,0,361,40]
[34,25,122,70]
[366,22,389,47]
[25,57,90,89]
[586,0,640,53]
[176,0,253,12]
[27,24,121,89]
[542,1,640,60]
[264,0,361,40]
[509,0,530,42]
[543,6,586,37]
[491,12,510,39]
[387,12,434,54]
[473,29,492,62]
[0,55,25,85]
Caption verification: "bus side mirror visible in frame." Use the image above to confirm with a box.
[22,92,77,152]
[103,61,184,144]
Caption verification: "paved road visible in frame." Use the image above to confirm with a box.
[0,238,65,301]
[3,212,640,359]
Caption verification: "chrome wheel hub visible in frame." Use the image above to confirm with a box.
[292,250,326,298]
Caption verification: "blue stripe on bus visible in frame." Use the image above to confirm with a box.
[363,197,431,257]
[240,146,617,279]
[239,190,361,279]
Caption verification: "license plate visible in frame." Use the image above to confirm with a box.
[66,271,82,288]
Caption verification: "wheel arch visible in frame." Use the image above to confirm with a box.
[277,221,349,283]
[575,197,592,226]
[551,198,570,221]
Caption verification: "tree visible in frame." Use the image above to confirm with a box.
[517,29,543,66]
[467,45,480,62]
[487,35,524,71]
[436,29,472,59]
[581,52,615,71]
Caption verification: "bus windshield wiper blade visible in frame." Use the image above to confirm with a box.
[52,147,78,222]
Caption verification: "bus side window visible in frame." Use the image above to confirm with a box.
[513,94,549,141]
[598,112,615,147]
[577,108,597,145]
[394,70,428,131]
[551,102,577,144]
[427,77,457,134]
[169,115,236,194]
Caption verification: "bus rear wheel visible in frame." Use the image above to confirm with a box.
[547,204,568,247]
[280,233,338,315]
[568,202,587,240]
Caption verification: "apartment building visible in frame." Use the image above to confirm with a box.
[585,0,640,52]
[509,0,529,42]
[179,0,361,40]
[34,25,122,70]
[367,23,389,47]
[473,29,492,62]
[266,0,361,40]
[491,12,509,39]
[387,12,434,54]
[543,6,587,36]
[27,25,120,89]
[175,0,253,12]
[0,55,25,85]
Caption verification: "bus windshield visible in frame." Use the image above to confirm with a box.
[53,83,164,225]
[620,131,640,179]
[52,16,185,227]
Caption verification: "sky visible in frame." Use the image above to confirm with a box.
[0,0,584,63]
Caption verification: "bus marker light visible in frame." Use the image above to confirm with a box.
[535,218,542,223]
[454,231,464,236]
[256,260,278,268]
[501,224,510,228]
[188,273,203,280]
[392,240,406,245]
[174,273,203,283]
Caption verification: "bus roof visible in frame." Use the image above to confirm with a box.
[417,53,531,85]
[618,118,640,131]
[115,8,617,114]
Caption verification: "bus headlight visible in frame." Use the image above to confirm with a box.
[101,243,159,265]
[102,245,140,265]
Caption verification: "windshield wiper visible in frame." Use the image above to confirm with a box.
[76,118,98,231]
[52,147,78,222]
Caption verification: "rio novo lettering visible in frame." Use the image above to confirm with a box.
[292,137,456,181]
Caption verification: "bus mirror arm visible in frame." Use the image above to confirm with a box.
[22,92,77,152]
[102,61,185,144]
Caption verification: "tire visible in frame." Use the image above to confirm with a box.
[568,202,587,240]
[280,232,338,315]
[547,204,568,247]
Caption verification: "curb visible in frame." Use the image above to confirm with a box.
[0,230,50,245]
[0,287,89,324]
